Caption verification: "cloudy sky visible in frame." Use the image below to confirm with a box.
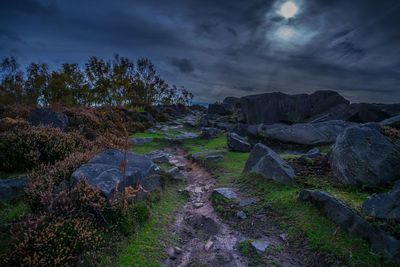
[1,0,400,103]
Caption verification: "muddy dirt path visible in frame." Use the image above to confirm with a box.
[163,147,248,267]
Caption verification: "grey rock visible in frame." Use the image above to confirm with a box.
[231,123,249,137]
[362,181,400,220]
[239,198,256,207]
[216,122,235,131]
[298,189,400,259]
[244,143,296,185]
[208,103,234,115]
[259,120,356,146]
[130,137,154,145]
[250,241,270,254]
[146,128,157,134]
[213,188,238,200]
[200,127,221,139]
[190,150,227,161]
[328,125,400,186]
[0,177,27,200]
[299,148,321,160]
[380,114,400,129]
[223,96,241,108]
[167,167,186,181]
[237,211,247,220]
[198,115,209,127]
[240,90,348,124]
[72,149,160,199]
[227,133,251,152]
[28,108,71,132]
[145,150,170,163]
[174,132,200,140]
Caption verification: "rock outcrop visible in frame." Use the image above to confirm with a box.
[208,103,234,116]
[243,143,296,185]
[240,91,349,124]
[200,127,221,139]
[298,189,400,259]
[227,133,251,152]
[328,125,400,186]
[72,149,160,199]
[28,108,72,132]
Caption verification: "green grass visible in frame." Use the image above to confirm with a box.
[114,184,187,267]
[131,140,171,155]
[182,134,227,156]
[0,197,30,257]
[130,133,167,138]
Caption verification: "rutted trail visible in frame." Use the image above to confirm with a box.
[163,147,248,267]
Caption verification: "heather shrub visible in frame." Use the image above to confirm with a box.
[0,117,29,132]
[0,104,34,120]
[26,151,97,210]
[52,105,153,137]
[0,125,90,172]
[380,125,400,140]
[4,180,107,267]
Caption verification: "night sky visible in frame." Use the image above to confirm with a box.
[1,0,400,103]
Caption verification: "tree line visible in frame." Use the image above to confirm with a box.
[0,55,193,107]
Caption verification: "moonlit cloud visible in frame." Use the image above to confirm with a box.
[1,0,400,103]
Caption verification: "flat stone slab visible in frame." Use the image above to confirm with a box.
[213,188,238,200]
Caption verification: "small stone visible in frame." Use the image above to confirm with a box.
[239,198,256,207]
[205,241,214,251]
[194,203,203,208]
[174,247,183,254]
[194,187,203,194]
[168,247,176,259]
[279,234,287,241]
[251,241,270,254]
[237,211,247,220]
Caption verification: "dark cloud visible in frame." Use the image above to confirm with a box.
[0,0,399,103]
[169,58,194,73]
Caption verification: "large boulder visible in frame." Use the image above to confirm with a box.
[223,97,241,109]
[328,125,400,186]
[72,149,161,199]
[240,90,348,124]
[298,190,400,259]
[259,120,355,146]
[362,182,400,220]
[28,108,72,132]
[227,133,251,152]
[0,177,27,200]
[208,103,234,116]
[243,143,295,184]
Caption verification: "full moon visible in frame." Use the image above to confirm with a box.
[278,1,299,19]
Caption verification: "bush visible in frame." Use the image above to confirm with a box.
[0,125,90,172]
[51,105,153,137]
[380,125,400,140]
[26,151,98,210]
[4,180,107,267]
